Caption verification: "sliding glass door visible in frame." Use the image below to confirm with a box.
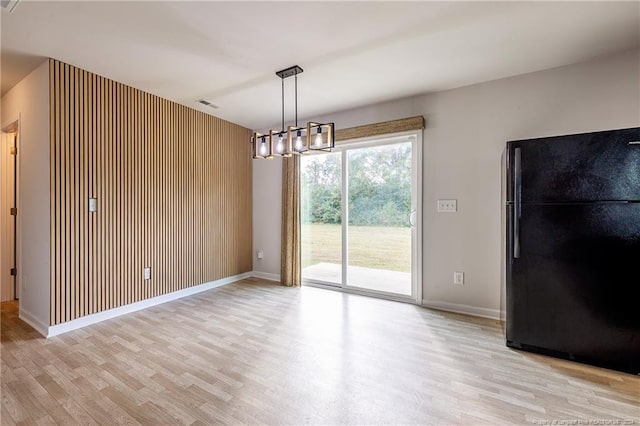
[301,133,421,303]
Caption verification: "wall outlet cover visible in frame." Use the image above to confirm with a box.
[437,199,457,213]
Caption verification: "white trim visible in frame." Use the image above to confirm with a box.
[251,271,281,282]
[18,307,49,336]
[46,272,252,338]
[422,298,501,320]
[414,130,423,306]
[16,117,22,303]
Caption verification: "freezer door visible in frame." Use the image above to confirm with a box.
[506,203,640,374]
[507,127,640,203]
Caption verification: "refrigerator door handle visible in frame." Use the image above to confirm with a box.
[514,147,521,258]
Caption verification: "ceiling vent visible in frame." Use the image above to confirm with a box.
[1,0,20,13]
[197,99,219,109]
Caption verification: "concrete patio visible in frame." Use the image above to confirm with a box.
[302,262,412,296]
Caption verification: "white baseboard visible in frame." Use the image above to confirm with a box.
[422,298,501,320]
[19,308,49,337]
[47,272,252,338]
[251,271,281,283]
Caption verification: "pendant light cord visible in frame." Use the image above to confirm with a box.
[295,74,298,127]
[281,78,285,133]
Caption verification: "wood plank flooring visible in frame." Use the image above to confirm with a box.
[2,278,639,425]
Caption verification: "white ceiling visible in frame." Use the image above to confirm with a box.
[2,1,639,130]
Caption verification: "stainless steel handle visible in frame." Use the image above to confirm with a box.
[409,209,416,228]
[513,147,521,259]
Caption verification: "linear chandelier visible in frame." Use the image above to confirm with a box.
[251,65,335,159]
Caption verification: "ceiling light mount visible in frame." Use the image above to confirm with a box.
[275,65,303,80]
[251,65,334,160]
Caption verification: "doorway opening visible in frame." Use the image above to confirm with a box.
[301,131,422,304]
[1,124,18,302]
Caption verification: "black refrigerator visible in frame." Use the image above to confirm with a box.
[504,127,640,375]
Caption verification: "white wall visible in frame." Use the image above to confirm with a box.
[1,60,51,332]
[252,156,283,279]
[253,49,640,316]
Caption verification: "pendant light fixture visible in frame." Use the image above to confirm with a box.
[251,65,334,159]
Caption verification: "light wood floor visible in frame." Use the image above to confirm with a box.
[2,278,639,425]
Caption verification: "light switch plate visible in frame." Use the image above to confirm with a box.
[89,198,97,212]
[144,267,151,280]
[437,199,457,212]
[453,271,464,285]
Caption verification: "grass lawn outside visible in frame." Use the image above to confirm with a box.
[301,223,411,272]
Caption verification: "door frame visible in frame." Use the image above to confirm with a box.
[1,116,21,303]
[302,129,423,305]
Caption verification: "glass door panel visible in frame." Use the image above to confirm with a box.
[301,152,342,285]
[346,142,413,296]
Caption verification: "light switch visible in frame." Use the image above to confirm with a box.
[454,271,464,285]
[89,198,97,212]
[437,199,457,212]
[144,267,151,280]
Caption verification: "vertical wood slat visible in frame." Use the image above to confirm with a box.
[49,59,56,326]
[106,78,112,311]
[64,62,70,323]
[49,59,253,325]
[89,71,96,316]
[98,74,105,314]
[57,61,63,324]
[76,66,83,319]
[82,69,88,317]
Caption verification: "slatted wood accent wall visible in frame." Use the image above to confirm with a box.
[49,59,252,325]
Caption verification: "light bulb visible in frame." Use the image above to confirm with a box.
[314,129,323,147]
[295,131,303,150]
[276,135,284,153]
[259,138,268,156]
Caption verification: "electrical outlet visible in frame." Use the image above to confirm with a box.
[437,199,457,213]
[257,250,264,259]
[453,271,464,285]
[144,267,151,280]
